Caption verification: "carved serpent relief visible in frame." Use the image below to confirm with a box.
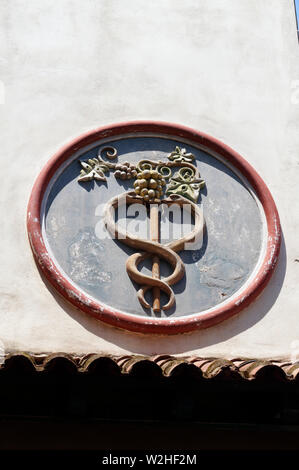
[78,146,205,313]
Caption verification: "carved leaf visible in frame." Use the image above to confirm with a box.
[166,168,205,203]
[78,158,109,182]
[168,146,195,163]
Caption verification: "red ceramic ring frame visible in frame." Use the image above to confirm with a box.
[27,121,281,334]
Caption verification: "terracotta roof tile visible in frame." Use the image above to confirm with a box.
[1,352,298,381]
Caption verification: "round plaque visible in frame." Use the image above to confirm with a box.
[27,121,281,334]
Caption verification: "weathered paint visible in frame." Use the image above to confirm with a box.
[43,136,263,318]
[27,122,280,334]
[0,0,298,358]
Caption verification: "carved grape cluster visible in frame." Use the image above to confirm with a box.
[133,169,166,202]
[114,162,137,180]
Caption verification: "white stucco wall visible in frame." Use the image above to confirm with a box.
[0,0,298,359]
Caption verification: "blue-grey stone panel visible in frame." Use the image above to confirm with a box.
[44,137,263,317]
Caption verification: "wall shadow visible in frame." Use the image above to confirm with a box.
[37,230,287,356]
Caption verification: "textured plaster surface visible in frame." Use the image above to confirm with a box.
[0,0,298,359]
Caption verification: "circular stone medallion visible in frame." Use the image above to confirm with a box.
[27,122,281,334]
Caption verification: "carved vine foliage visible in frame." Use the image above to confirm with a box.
[78,145,205,203]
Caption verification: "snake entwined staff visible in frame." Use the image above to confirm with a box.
[78,145,205,313]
